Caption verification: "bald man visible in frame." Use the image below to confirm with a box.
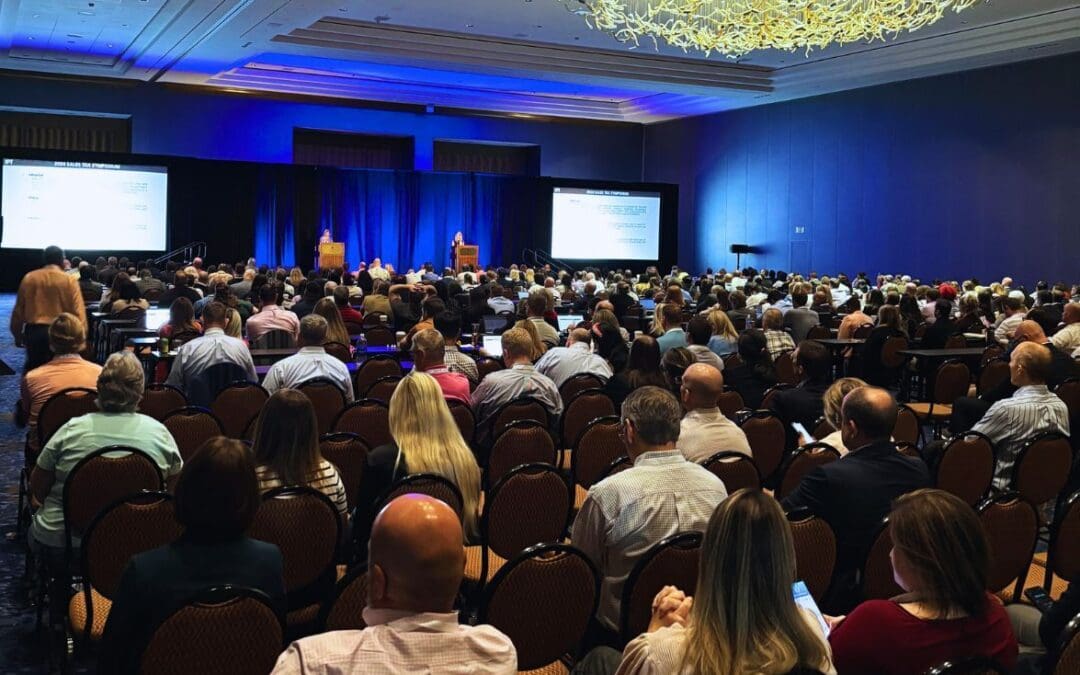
[970,342,1070,491]
[1051,303,1080,354]
[678,363,751,462]
[271,495,516,674]
[534,327,613,389]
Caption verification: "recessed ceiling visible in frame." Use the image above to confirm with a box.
[0,0,1078,122]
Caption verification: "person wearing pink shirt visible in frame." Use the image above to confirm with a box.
[411,329,471,405]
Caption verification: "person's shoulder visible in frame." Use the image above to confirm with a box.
[845,599,905,625]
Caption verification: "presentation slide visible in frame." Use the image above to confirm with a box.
[550,187,661,260]
[1,159,168,251]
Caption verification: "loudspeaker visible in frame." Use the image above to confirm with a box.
[730,244,751,254]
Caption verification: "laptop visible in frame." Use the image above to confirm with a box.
[482,334,503,357]
[640,298,656,311]
[558,314,583,332]
[483,316,509,334]
[144,308,170,332]
[518,291,529,300]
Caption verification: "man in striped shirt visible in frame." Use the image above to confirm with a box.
[969,342,1070,491]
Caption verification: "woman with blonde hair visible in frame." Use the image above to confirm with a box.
[706,308,739,357]
[513,318,547,360]
[814,378,867,454]
[353,372,482,554]
[617,489,835,675]
[313,296,351,347]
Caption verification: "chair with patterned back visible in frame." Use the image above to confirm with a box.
[907,360,971,435]
[475,356,505,383]
[978,359,1011,396]
[37,387,98,450]
[879,335,910,376]
[723,353,743,370]
[787,509,837,603]
[1012,432,1074,508]
[296,378,347,437]
[362,325,395,347]
[893,404,921,446]
[811,416,834,441]
[188,362,251,408]
[251,329,296,350]
[776,443,841,500]
[362,375,402,403]
[466,464,572,591]
[1044,489,1080,594]
[374,473,466,522]
[1047,611,1080,675]
[490,396,551,445]
[248,487,342,631]
[861,518,903,601]
[322,341,352,365]
[945,334,969,349]
[717,388,745,419]
[1057,379,1080,451]
[806,325,831,341]
[935,431,996,507]
[139,585,284,675]
[362,312,389,328]
[168,329,202,347]
[978,492,1039,601]
[352,356,402,400]
[317,565,368,633]
[343,321,364,337]
[332,399,392,449]
[488,420,558,488]
[559,373,609,404]
[571,416,626,508]
[914,323,929,339]
[560,389,617,451]
[210,382,268,439]
[447,400,476,447]
[759,383,794,410]
[701,451,761,493]
[138,384,188,422]
[70,492,182,644]
[318,433,370,512]
[853,324,874,339]
[619,533,703,645]
[479,543,599,672]
[162,407,225,462]
[739,410,788,483]
[924,657,1009,675]
[775,351,798,386]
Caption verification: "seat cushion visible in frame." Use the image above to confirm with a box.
[68,586,112,641]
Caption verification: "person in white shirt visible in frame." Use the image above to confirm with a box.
[1051,304,1080,354]
[270,495,516,675]
[678,363,751,462]
[535,328,613,388]
[165,301,257,406]
[994,295,1027,346]
[262,314,354,401]
[367,258,390,282]
[486,284,516,314]
[572,386,727,632]
[685,316,725,373]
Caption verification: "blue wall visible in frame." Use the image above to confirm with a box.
[644,52,1080,285]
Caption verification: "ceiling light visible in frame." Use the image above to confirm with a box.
[562,0,982,57]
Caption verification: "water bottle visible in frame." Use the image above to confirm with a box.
[358,333,368,354]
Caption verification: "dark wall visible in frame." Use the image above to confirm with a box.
[645,52,1080,285]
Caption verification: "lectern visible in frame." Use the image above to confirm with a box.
[318,242,344,270]
[455,244,479,273]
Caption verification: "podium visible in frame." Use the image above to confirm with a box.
[318,242,344,270]
[455,244,479,273]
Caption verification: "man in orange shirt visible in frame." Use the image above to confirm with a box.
[11,246,86,372]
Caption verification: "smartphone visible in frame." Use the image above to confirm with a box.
[791,422,814,444]
[793,581,830,636]
[1025,587,1055,614]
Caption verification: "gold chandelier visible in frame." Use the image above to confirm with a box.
[561,0,982,57]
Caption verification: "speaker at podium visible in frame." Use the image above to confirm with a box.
[318,242,344,270]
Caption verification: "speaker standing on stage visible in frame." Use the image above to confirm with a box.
[450,231,464,268]
[319,229,333,245]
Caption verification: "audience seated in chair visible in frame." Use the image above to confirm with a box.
[604,336,669,410]
[722,330,780,410]
[434,311,479,384]
[99,437,285,675]
[1008,582,1080,674]
[411,329,471,405]
[684,315,726,372]
[263,314,354,401]
[164,301,257,406]
[769,340,832,451]
[246,283,300,346]
[678,363,751,462]
[783,288,821,344]
[762,308,796,361]
[272,495,516,675]
[654,304,688,354]
[536,327,614,388]
[813,378,868,455]
[572,386,727,634]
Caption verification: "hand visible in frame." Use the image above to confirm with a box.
[647,586,692,632]
[824,614,846,632]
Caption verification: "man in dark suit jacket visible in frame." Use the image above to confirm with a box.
[770,340,831,450]
[781,386,930,612]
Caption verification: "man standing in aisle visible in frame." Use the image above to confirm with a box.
[11,246,86,373]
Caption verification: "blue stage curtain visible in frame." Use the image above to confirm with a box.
[254,165,297,269]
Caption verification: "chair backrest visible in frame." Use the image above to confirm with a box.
[162,406,226,462]
[362,375,402,403]
[806,325,831,340]
[880,335,910,369]
[739,411,787,481]
[1057,379,1080,419]
[1012,432,1074,505]
[353,356,402,399]
[38,387,98,449]
[760,383,794,409]
[331,399,392,449]
[945,334,969,349]
[491,396,551,442]
[1046,489,1080,591]
[619,533,703,643]
[296,377,347,437]
[723,353,743,370]
[485,464,573,561]
[489,420,558,487]
[895,441,923,458]
[374,473,465,521]
[936,431,996,506]
[318,433,370,512]
[787,509,837,602]
[343,320,365,337]
[701,451,761,492]
[861,518,903,601]
[598,455,633,481]
[777,443,841,500]
[317,566,368,633]
[717,389,745,419]
[139,586,284,675]
[932,360,972,405]
[248,487,341,600]
[476,356,505,382]
[210,382,268,439]
[138,384,188,422]
[362,324,395,347]
[978,492,1039,597]
[978,359,1011,395]
[1049,611,1080,675]
[924,657,1009,674]
[323,341,352,364]
[190,362,251,408]
[853,324,874,339]
[571,415,626,490]
[63,446,164,553]
[362,312,389,328]
[560,389,617,449]
[447,400,476,447]
[559,373,608,403]
[893,404,921,444]
[775,351,797,385]
[480,543,599,671]
[252,329,296,350]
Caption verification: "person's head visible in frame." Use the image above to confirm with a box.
[877,304,904,334]
[660,303,682,331]
[433,311,462,345]
[1064,303,1080,326]
[96,352,145,413]
[620,386,681,457]
[46,312,86,356]
[822,377,867,431]
[168,297,196,329]
[201,301,228,329]
[840,386,897,450]
[888,489,990,618]
[1010,341,1052,387]
[526,290,548,317]
[627,335,663,374]
[737,329,769,363]
[313,297,347,341]
[1004,295,1024,315]
[332,285,350,309]
[707,309,739,341]
[421,296,445,320]
[500,327,535,365]
[368,495,464,613]
[43,245,64,267]
[730,290,747,309]
[299,313,329,347]
[563,327,591,350]
[686,315,713,346]
[682,489,831,675]
[259,283,279,307]
[175,437,260,542]
[791,289,807,308]
[1012,319,1048,345]
[252,389,321,486]
[933,299,952,321]
[793,340,830,383]
[762,308,783,330]
[681,362,724,412]
[662,347,695,392]
[411,329,447,371]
